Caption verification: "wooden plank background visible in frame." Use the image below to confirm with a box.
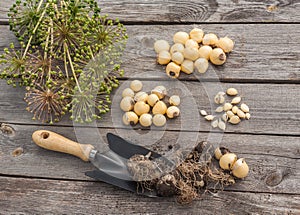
[0,0,299,214]
[1,0,300,23]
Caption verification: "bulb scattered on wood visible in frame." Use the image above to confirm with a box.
[198,45,213,60]
[122,111,139,125]
[185,39,199,49]
[170,43,185,54]
[173,31,190,44]
[153,114,167,127]
[181,60,194,74]
[166,62,181,78]
[202,33,218,46]
[171,52,184,65]
[226,88,238,96]
[217,37,234,53]
[154,40,170,53]
[194,58,208,74]
[130,80,143,92]
[134,101,150,116]
[169,95,181,106]
[183,47,200,61]
[152,101,168,115]
[120,97,135,112]
[189,28,204,43]
[139,113,153,127]
[157,50,171,65]
[166,106,180,118]
[122,88,135,98]
[210,48,226,65]
[147,94,160,107]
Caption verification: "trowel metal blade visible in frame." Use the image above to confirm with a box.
[91,150,133,181]
[106,133,175,168]
[85,170,158,197]
[106,133,162,159]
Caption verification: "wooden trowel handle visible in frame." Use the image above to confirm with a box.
[32,130,94,162]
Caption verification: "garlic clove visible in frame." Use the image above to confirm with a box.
[229,115,241,124]
[200,110,208,116]
[245,113,251,120]
[237,109,246,119]
[231,96,242,105]
[204,115,215,121]
[223,103,233,111]
[226,87,238,96]
[241,103,250,113]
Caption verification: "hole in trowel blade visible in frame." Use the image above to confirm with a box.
[41,132,50,139]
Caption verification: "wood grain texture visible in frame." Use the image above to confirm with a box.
[0,125,299,194]
[1,24,300,82]
[0,0,300,23]
[0,177,299,215]
[0,79,299,136]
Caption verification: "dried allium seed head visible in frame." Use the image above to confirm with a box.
[25,84,68,123]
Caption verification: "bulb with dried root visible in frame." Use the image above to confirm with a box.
[214,147,249,179]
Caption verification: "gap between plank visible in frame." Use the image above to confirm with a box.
[0,174,299,196]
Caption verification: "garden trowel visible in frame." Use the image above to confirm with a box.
[32,130,167,197]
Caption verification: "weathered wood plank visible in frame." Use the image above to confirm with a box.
[1,79,300,136]
[0,177,299,214]
[0,0,300,23]
[1,24,300,82]
[0,125,299,194]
